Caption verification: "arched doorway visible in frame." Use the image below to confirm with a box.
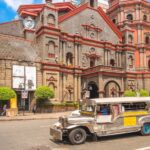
[104,81,121,97]
[88,81,99,98]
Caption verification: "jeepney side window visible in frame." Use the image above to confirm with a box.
[97,105,110,115]
[122,102,146,111]
[112,104,121,118]
[81,104,94,112]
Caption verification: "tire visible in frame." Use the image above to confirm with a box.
[141,123,150,136]
[69,128,87,145]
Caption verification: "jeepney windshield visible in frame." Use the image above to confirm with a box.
[81,103,95,112]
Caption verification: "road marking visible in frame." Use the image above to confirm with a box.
[136,147,150,150]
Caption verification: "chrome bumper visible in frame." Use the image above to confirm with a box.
[50,127,63,141]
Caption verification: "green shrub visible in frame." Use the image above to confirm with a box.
[0,87,16,100]
[42,101,79,108]
[35,86,54,100]
[139,89,149,97]
[124,90,136,97]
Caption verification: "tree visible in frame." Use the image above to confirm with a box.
[35,86,54,100]
[124,90,136,97]
[0,87,16,100]
[139,89,149,97]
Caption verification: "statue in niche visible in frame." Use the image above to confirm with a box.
[82,55,88,67]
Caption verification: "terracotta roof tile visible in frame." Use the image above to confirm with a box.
[0,34,41,62]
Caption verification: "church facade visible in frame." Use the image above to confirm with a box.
[0,0,150,110]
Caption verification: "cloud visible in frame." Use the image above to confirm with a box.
[3,0,34,10]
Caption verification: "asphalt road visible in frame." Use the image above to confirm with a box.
[0,119,150,150]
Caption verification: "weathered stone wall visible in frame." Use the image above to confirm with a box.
[60,8,120,44]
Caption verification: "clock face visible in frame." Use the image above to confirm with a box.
[23,17,35,29]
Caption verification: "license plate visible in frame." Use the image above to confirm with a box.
[50,128,62,140]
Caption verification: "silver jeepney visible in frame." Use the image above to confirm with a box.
[50,97,150,145]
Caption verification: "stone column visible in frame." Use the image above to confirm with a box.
[137,25,142,44]
[74,44,78,67]
[98,74,104,98]
[78,44,82,67]
[120,52,122,67]
[74,75,78,101]
[135,4,140,20]
[59,73,63,101]
[121,77,124,96]
[116,52,118,67]
[140,48,144,68]
[43,71,47,86]
[62,41,66,65]
[78,76,81,101]
[59,41,63,63]
[104,49,107,65]
[107,50,110,66]
[62,73,66,101]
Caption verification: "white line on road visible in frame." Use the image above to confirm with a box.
[136,147,150,150]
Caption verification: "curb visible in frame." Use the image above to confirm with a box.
[0,112,71,121]
[0,117,59,121]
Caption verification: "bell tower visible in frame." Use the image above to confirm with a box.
[81,0,98,8]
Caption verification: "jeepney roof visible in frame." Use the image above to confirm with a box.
[86,97,150,105]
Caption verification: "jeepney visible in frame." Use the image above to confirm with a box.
[50,97,150,145]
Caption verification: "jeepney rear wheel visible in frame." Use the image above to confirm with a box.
[141,123,150,135]
[69,128,87,145]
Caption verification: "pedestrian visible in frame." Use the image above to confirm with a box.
[32,104,36,114]
[1,104,7,116]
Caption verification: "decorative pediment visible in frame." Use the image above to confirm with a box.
[66,85,74,92]
[82,24,102,32]
[84,48,101,59]
[46,76,57,82]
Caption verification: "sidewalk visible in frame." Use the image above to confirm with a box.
[0,111,72,121]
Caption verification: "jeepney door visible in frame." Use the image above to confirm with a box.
[95,104,127,136]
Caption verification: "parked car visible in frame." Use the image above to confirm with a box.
[50,97,150,145]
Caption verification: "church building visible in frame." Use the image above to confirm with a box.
[0,0,149,110]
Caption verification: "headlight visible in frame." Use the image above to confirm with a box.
[58,116,68,127]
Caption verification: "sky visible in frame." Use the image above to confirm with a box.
[0,0,149,23]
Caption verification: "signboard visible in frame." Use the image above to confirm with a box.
[13,65,24,77]
[21,90,28,99]
[13,77,24,89]
[12,65,36,90]
[25,66,36,90]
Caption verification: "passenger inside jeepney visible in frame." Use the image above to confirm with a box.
[97,105,110,115]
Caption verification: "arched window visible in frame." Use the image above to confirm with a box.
[148,59,150,70]
[128,35,133,44]
[90,58,95,67]
[48,41,55,58]
[90,0,94,7]
[66,52,73,66]
[143,15,147,21]
[49,82,55,90]
[47,14,55,26]
[128,55,134,68]
[127,14,133,21]
[112,19,116,24]
[122,36,125,44]
[110,59,115,66]
[145,36,149,44]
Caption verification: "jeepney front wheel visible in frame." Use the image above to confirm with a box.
[141,123,150,135]
[69,128,87,145]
